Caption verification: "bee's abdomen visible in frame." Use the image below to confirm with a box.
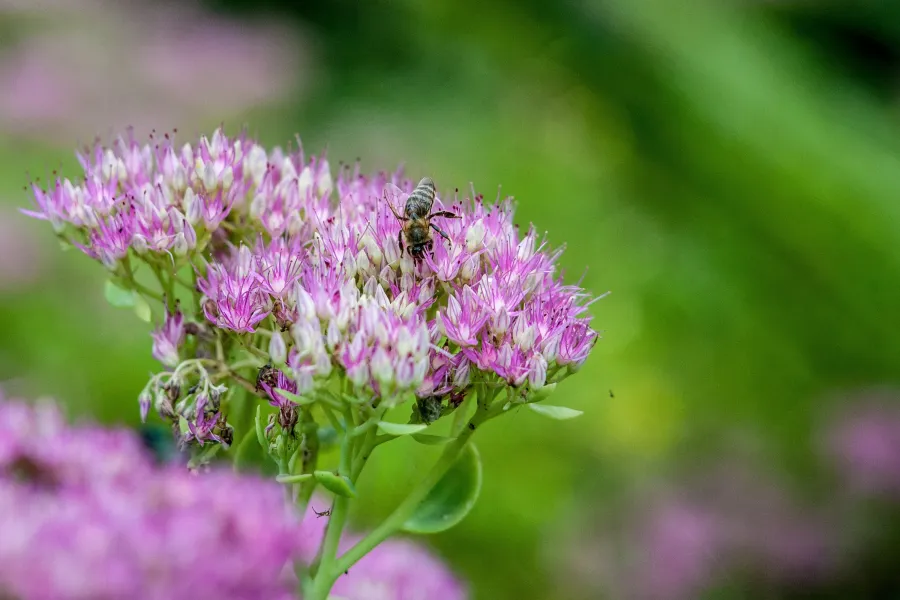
[405,177,435,218]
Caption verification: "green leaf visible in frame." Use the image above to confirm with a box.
[526,403,583,420]
[403,442,483,534]
[377,422,428,436]
[133,294,152,322]
[274,388,316,405]
[525,382,557,404]
[104,279,135,308]
[411,433,456,445]
[314,471,357,497]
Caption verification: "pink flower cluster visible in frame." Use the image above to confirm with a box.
[25,128,600,429]
[24,129,249,268]
[0,393,300,600]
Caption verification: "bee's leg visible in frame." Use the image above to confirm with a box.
[429,211,461,219]
[398,230,405,255]
[430,223,452,242]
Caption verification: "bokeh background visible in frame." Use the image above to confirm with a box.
[4,0,900,598]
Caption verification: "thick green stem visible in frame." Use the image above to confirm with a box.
[322,401,500,589]
[295,408,319,514]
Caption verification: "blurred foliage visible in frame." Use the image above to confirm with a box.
[5,0,900,598]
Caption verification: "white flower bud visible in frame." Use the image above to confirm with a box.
[326,320,341,351]
[514,322,536,352]
[453,360,471,388]
[371,347,393,385]
[383,236,401,268]
[202,163,218,192]
[317,161,333,198]
[399,251,416,275]
[236,245,253,278]
[465,220,486,253]
[268,332,287,364]
[492,307,511,337]
[286,212,304,237]
[132,234,149,255]
[356,249,371,276]
[183,188,201,225]
[528,353,548,389]
[297,166,313,196]
[246,144,268,185]
[171,232,189,256]
[249,194,267,221]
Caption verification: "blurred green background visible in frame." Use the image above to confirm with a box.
[4,0,900,598]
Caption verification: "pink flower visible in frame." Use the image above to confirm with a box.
[0,392,301,600]
[151,304,185,367]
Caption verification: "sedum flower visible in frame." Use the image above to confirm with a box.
[0,392,301,600]
[25,128,602,444]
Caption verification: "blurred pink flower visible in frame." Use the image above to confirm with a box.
[557,454,842,600]
[823,389,900,499]
[0,0,310,143]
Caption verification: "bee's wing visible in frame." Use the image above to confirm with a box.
[383,182,408,214]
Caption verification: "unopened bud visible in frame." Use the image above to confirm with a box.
[268,332,287,364]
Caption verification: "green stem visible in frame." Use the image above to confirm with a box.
[150,261,176,312]
[295,407,319,513]
[320,401,500,591]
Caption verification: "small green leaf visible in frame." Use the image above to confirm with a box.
[276,473,313,484]
[526,403,583,420]
[525,382,557,404]
[377,422,428,436]
[403,442,483,534]
[275,388,315,405]
[104,279,135,308]
[314,471,357,497]
[411,434,455,445]
[133,294,152,322]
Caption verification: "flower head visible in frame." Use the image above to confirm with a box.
[26,128,603,447]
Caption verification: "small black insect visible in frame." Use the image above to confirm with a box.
[386,177,460,259]
[415,396,444,425]
[313,506,332,519]
[609,389,614,398]
[256,363,278,392]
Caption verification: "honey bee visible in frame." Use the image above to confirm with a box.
[386,177,460,259]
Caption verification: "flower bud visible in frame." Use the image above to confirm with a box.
[528,353,548,389]
[465,220,486,253]
[183,188,202,225]
[371,347,393,386]
[297,166,313,197]
[249,194,267,221]
[246,144,268,185]
[171,232,189,256]
[222,166,234,190]
[317,162,333,198]
[132,234,149,254]
[268,332,287,364]
[286,212,304,237]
